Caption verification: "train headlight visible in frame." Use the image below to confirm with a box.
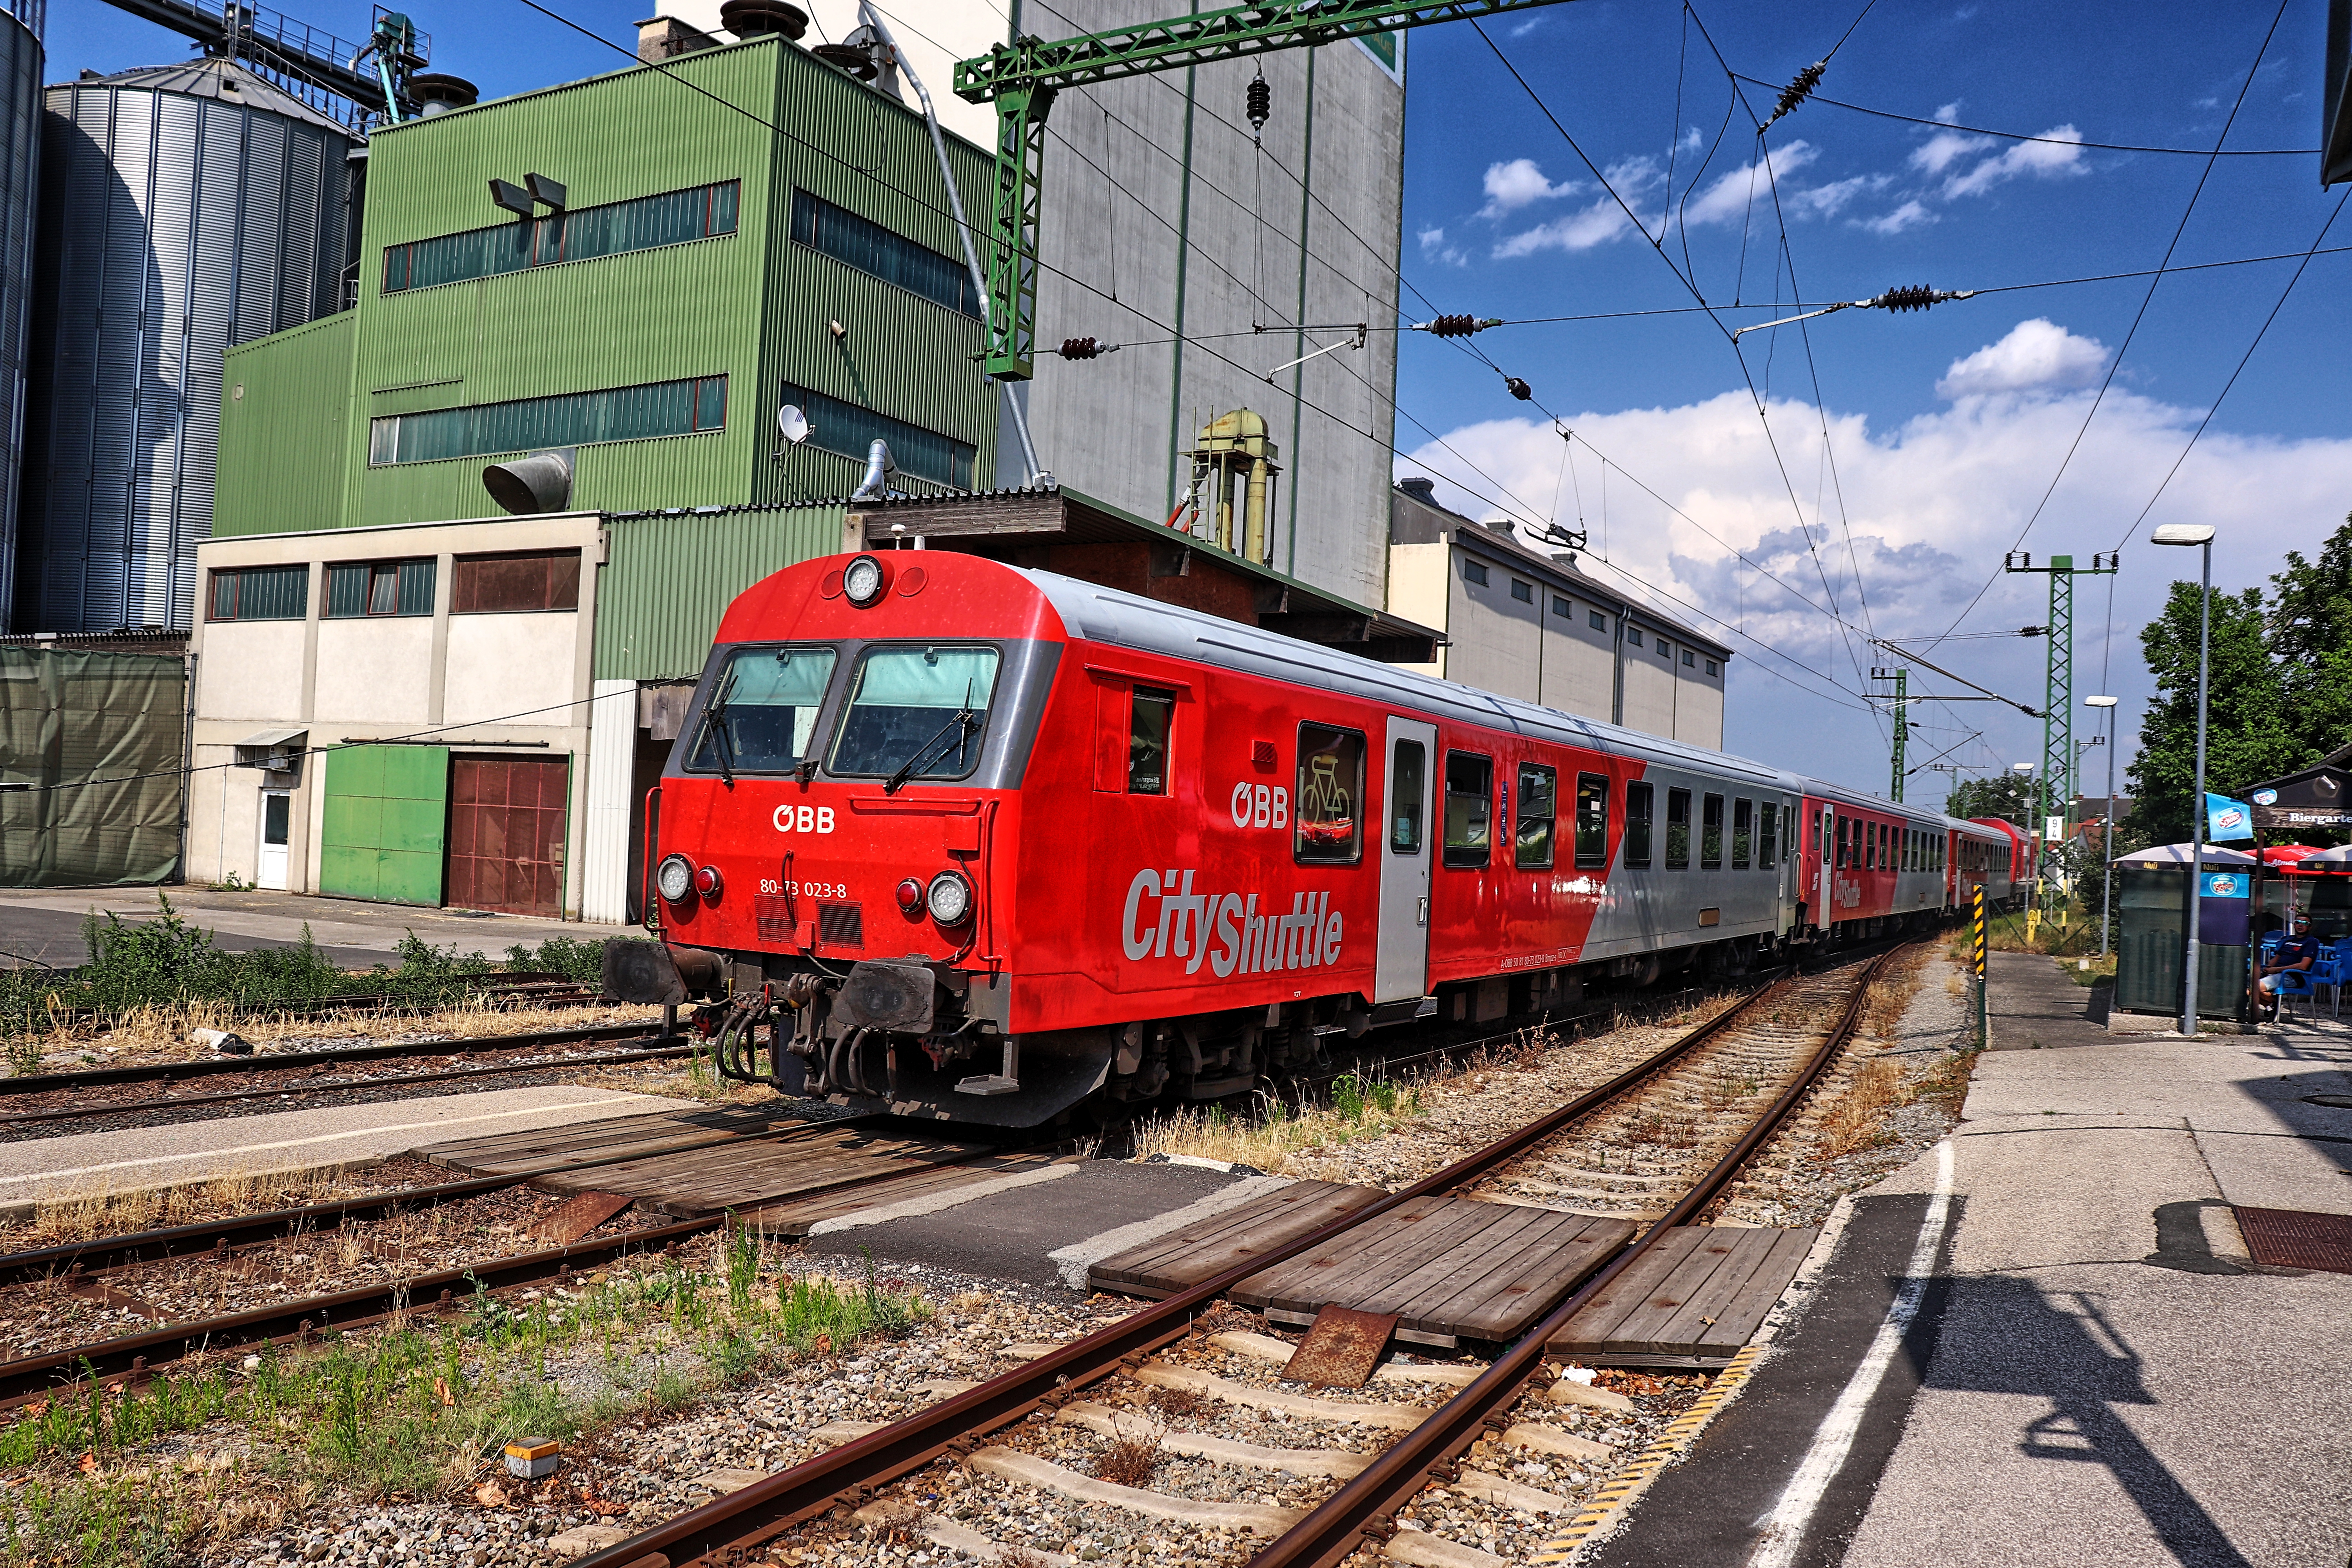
[656,854,695,904]
[843,554,887,608]
[693,864,724,898]
[926,869,973,926]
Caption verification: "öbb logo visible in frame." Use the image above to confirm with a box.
[1230,782,1290,829]
[1122,869,1342,978]
[773,804,837,835]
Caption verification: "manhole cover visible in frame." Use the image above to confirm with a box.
[2232,1207,2352,1273]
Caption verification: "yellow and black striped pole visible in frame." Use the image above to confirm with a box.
[1972,886,1989,1048]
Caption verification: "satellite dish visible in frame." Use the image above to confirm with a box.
[777,403,809,444]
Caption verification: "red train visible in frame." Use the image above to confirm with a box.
[607,552,2027,1127]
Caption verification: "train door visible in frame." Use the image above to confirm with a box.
[1375,717,1437,1002]
[1817,805,1835,927]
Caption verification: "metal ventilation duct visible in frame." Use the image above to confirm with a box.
[18,59,351,633]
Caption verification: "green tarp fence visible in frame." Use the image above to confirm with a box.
[0,646,187,888]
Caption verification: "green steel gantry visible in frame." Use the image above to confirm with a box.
[1871,666,1909,801]
[951,0,1576,380]
[2002,551,2118,864]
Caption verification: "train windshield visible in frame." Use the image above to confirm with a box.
[688,646,837,773]
[828,645,1001,780]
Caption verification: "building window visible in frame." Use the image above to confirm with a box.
[1464,559,1489,587]
[1732,798,1753,869]
[1295,724,1365,865]
[779,383,976,490]
[1443,751,1492,869]
[1552,594,1571,618]
[1665,787,1691,870]
[370,376,726,465]
[1624,781,1653,868]
[1516,764,1557,869]
[1510,578,1533,603]
[453,550,582,613]
[326,559,434,618]
[208,565,308,621]
[790,188,982,319]
[1683,649,1696,666]
[1759,802,1779,869]
[1626,627,1642,648]
[1706,658,1720,676]
[1128,688,1174,796]
[383,180,739,295]
[1701,792,1724,870]
[1657,639,1671,657]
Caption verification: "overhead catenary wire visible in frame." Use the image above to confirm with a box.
[1728,75,2319,156]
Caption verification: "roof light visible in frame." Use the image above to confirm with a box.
[843,553,887,607]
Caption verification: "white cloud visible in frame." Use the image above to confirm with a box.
[1679,140,1820,227]
[1417,225,1468,267]
[1909,129,1985,176]
[1860,199,1935,235]
[1494,199,1644,257]
[1478,158,1579,220]
[1935,319,2108,398]
[1942,127,2087,197]
[1399,383,2352,793]
[1785,173,1884,220]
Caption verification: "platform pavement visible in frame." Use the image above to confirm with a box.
[1595,951,2352,1568]
[0,1085,686,1216]
[0,885,632,971]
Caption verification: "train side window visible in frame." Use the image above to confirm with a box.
[1665,788,1690,869]
[1868,822,1879,870]
[1836,815,1849,869]
[1443,752,1494,868]
[1731,799,1752,869]
[1759,802,1778,868]
[1701,793,1724,870]
[1295,724,1365,865]
[1390,740,1426,854]
[1128,687,1175,795]
[1518,764,1559,869]
[1573,771,1612,870]
[1624,782,1654,868]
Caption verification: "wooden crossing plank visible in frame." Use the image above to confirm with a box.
[1087,1181,1385,1299]
[1548,1225,1819,1367]
[1230,1196,1636,1347]
[415,1106,806,1177]
[544,1128,989,1215]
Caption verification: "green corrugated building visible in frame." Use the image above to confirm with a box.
[218,27,1000,533]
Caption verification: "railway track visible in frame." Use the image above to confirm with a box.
[564,944,1913,1568]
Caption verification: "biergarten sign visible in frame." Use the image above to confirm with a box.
[2246,763,2352,831]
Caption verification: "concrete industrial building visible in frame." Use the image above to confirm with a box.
[1387,477,1730,751]
[0,0,37,633]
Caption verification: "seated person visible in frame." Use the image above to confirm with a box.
[2256,917,2319,1015]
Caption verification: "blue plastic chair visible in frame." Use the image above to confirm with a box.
[2272,956,2344,1019]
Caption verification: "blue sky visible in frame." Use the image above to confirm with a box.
[50,0,2352,810]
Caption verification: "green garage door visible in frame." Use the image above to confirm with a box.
[321,744,448,906]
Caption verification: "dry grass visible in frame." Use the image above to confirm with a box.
[1095,1421,1165,1488]
[1147,1383,1202,1417]
[1811,1057,1906,1160]
[865,1501,926,1544]
[33,997,665,1062]
[1623,1108,1699,1149]
[5,1163,392,1247]
[1127,1074,1428,1174]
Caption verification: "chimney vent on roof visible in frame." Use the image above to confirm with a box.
[635,15,720,63]
[1396,477,1436,502]
[720,0,808,39]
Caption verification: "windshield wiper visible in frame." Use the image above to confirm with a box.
[699,667,740,787]
[884,683,978,795]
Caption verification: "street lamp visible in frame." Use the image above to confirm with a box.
[2086,695,2119,956]
[2152,521,2215,1035]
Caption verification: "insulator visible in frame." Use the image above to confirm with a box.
[1246,71,1271,141]
[1505,376,1533,401]
[1769,62,1825,127]
[1429,314,1479,337]
[1058,337,1101,359]
[1877,284,1944,313]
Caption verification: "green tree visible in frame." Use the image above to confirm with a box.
[2125,581,2299,845]
[1945,773,2034,824]
[2268,515,2352,758]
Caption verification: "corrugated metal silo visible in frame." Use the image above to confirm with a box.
[19,58,350,633]
[0,1,42,635]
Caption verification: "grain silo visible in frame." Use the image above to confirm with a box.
[0,0,42,635]
[19,58,351,633]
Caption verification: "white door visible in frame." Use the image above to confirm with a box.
[1375,718,1438,1002]
[1817,805,1835,927]
[258,789,292,890]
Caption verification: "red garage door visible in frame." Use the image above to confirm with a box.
[447,756,570,917]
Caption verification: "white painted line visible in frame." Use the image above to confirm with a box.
[1746,1139,1956,1568]
[1045,1172,1293,1290]
[807,1163,1077,1236]
[0,1095,649,1194]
